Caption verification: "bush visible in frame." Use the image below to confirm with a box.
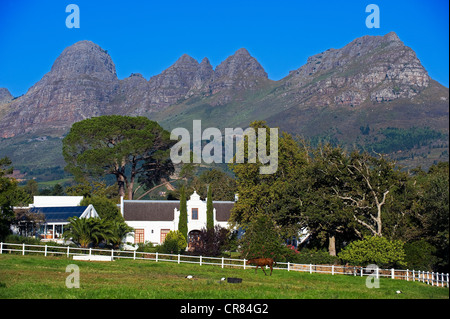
[157,230,187,254]
[190,225,229,256]
[136,241,156,253]
[338,236,406,268]
[4,234,41,245]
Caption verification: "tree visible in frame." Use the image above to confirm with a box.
[338,236,406,268]
[178,186,188,242]
[105,219,134,249]
[63,217,109,248]
[23,180,39,197]
[380,168,421,242]
[63,215,131,249]
[301,144,356,256]
[418,162,449,272]
[63,115,174,199]
[65,180,118,199]
[403,240,438,271]
[239,215,286,261]
[80,196,121,221]
[3,184,31,207]
[194,169,237,201]
[136,150,176,198]
[51,184,65,196]
[332,151,405,237]
[1,157,28,240]
[206,185,214,231]
[230,121,308,238]
[39,184,65,196]
[168,167,237,202]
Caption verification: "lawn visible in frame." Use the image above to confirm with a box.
[0,254,448,299]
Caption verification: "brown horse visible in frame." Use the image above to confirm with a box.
[246,258,276,276]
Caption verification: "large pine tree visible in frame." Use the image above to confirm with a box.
[62,115,174,199]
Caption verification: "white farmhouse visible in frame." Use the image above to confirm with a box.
[122,191,234,246]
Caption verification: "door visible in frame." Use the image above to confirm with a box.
[188,230,201,250]
[134,229,145,244]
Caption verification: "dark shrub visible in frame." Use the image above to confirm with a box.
[190,225,229,257]
[404,240,438,271]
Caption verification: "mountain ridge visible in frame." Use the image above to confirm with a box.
[0,32,448,174]
[0,42,277,138]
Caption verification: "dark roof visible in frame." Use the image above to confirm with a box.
[123,200,234,222]
[124,201,179,221]
[213,201,234,222]
[29,206,88,223]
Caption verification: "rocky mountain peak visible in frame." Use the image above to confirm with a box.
[173,54,199,67]
[146,55,202,108]
[200,57,212,67]
[286,32,430,106]
[0,88,13,105]
[214,48,268,79]
[384,31,401,43]
[234,48,251,56]
[0,41,121,138]
[210,48,268,98]
[191,57,214,92]
[48,40,117,82]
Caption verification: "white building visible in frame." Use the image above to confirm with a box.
[30,205,99,240]
[122,191,234,246]
[13,196,99,242]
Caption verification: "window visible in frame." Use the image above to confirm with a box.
[160,229,170,243]
[134,229,145,243]
[191,208,198,220]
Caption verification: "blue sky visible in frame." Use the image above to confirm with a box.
[0,0,448,96]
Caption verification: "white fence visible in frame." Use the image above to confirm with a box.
[0,242,448,288]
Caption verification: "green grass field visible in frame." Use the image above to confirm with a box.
[0,254,448,299]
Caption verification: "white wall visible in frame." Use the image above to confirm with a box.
[125,221,176,245]
[32,196,83,207]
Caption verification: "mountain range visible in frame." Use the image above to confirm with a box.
[0,31,448,179]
